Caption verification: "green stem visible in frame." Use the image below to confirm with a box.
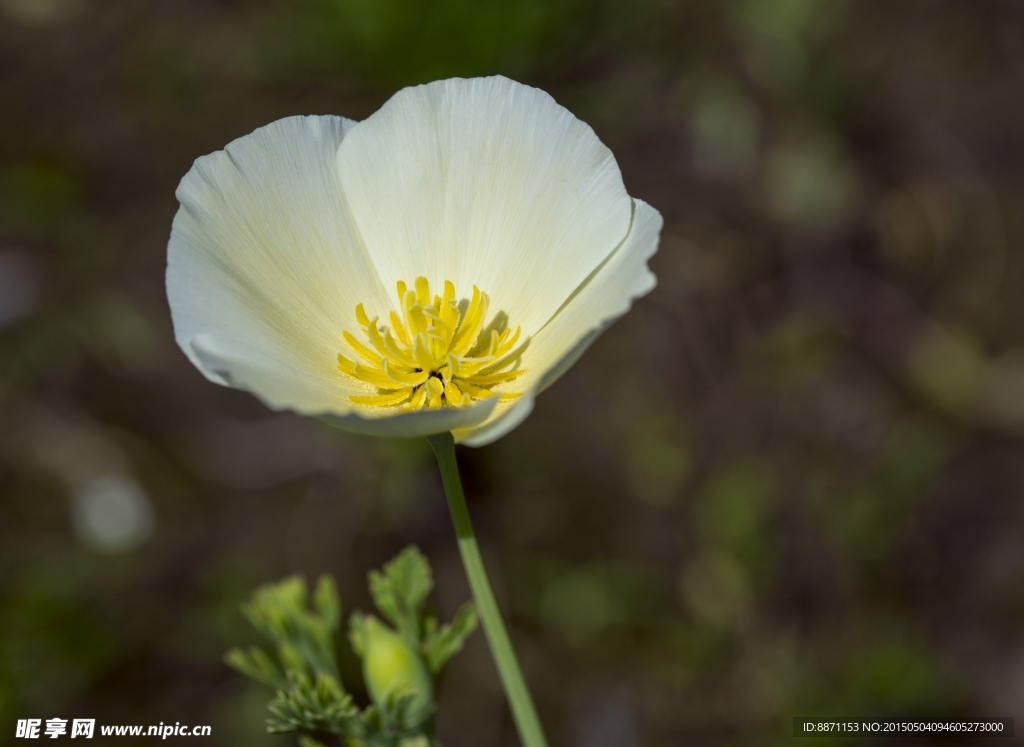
[427,433,548,747]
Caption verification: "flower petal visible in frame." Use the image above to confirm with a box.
[167,115,393,413]
[455,199,661,446]
[190,333,499,437]
[319,397,498,438]
[336,76,633,338]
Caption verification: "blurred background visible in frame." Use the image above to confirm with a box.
[3,0,1024,744]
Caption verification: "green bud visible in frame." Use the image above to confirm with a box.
[361,615,433,727]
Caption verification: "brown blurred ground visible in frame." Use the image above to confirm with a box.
[2,0,1024,745]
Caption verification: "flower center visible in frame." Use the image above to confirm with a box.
[337,277,525,411]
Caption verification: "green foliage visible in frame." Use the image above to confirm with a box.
[314,575,342,632]
[226,546,477,747]
[368,546,433,644]
[224,645,286,690]
[362,546,478,673]
[234,574,341,681]
[267,670,361,735]
[421,603,478,675]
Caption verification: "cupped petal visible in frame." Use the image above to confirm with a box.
[189,334,498,437]
[321,395,498,438]
[167,115,393,415]
[335,76,633,339]
[455,199,662,447]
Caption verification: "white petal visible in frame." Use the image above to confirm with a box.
[167,115,393,414]
[321,395,498,438]
[189,333,349,412]
[456,200,662,447]
[452,390,536,447]
[190,334,498,437]
[336,76,633,338]
[528,200,661,392]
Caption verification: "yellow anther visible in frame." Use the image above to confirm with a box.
[354,364,403,390]
[446,354,461,378]
[337,353,357,376]
[350,389,412,407]
[413,333,436,371]
[415,277,430,307]
[426,376,444,409]
[389,311,409,346]
[407,303,428,337]
[465,369,525,387]
[383,332,417,368]
[336,277,527,412]
[343,331,382,365]
[446,380,466,408]
[382,359,429,387]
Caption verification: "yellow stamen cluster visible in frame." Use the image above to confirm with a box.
[337,278,525,411]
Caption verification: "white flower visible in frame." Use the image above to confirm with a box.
[167,76,661,446]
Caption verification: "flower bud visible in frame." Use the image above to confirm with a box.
[361,616,433,727]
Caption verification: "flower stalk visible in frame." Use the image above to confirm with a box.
[426,433,548,747]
